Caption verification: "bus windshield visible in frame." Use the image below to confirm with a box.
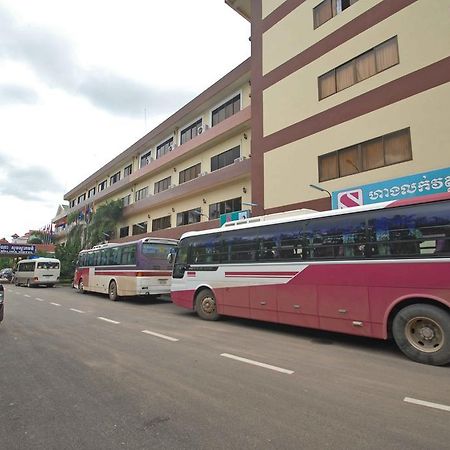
[142,243,176,259]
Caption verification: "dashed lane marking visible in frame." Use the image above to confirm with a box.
[404,397,450,412]
[50,302,61,306]
[35,298,45,302]
[141,330,179,342]
[97,317,120,324]
[24,294,31,298]
[70,308,86,314]
[220,353,294,375]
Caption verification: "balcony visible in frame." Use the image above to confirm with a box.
[65,106,251,216]
[122,157,251,218]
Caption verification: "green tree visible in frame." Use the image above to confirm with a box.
[86,200,123,247]
[28,235,44,244]
[55,224,84,280]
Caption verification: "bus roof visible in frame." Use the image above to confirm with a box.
[19,257,60,263]
[81,236,178,253]
[179,191,450,241]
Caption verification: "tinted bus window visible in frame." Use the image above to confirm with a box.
[225,229,259,263]
[189,233,223,264]
[121,245,136,265]
[142,243,177,259]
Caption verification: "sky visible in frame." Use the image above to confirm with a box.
[0,0,250,240]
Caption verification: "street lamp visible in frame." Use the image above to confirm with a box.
[242,201,258,207]
[309,184,331,197]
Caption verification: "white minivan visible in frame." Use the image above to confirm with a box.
[14,257,60,287]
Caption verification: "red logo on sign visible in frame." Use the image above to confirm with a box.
[337,189,363,208]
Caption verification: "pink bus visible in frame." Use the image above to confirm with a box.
[171,193,450,365]
[74,237,177,301]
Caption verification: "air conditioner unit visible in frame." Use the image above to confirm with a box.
[199,171,208,177]
[197,124,209,134]
[234,156,246,163]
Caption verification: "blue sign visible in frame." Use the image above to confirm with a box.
[332,167,450,209]
[0,244,36,255]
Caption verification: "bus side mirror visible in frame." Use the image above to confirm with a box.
[167,253,174,264]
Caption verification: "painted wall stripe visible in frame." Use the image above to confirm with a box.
[221,353,294,374]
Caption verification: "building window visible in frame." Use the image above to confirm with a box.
[88,187,96,198]
[209,197,242,220]
[156,138,174,159]
[135,186,148,202]
[180,119,202,145]
[177,208,201,226]
[212,94,240,127]
[110,171,121,185]
[152,215,171,231]
[154,176,171,194]
[318,37,399,100]
[70,199,76,208]
[132,222,147,235]
[122,194,131,207]
[98,180,107,192]
[313,0,359,29]
[318,128,412,182]
[179,163,201,184]
[119,226,129,238]
[211,146,240,172]
[124,164,132,177]
[77,193,86,204]
[140,150,152,168]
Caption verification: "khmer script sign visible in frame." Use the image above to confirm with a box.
[0,244,36,255]
[332,167,450,209]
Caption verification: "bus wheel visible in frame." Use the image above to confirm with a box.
[392,304,450,366]
[195,289,219,321]
[78,279,86,294]
[109,281,119,302]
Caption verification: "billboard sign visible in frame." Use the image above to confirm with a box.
[332,167,450,209]
[220,210,251,226]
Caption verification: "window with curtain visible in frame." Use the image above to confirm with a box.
[318,37,399,100]
[313,0,359,29]
[318,128,411,181]
[179,163,201,184]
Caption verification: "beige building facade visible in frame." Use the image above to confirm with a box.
[227,0,450,214]
[58,60,252,242]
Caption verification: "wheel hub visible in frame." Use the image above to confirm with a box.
[406,317,444,353]
[202,297,215,314]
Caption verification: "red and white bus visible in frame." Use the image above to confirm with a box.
[74,237,178,301]
[171,192,450,365]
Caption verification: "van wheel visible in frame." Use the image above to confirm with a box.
[109,281,119,301]
[27,279,33,288]
[14,278,19,286]
[392,304,450,366]
[195,289,219,321]
[78,279,86,294]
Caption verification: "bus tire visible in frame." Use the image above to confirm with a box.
[108,280,119,302]
[195,289,219,321]
[392,304,450,366]
[78,279,86,294]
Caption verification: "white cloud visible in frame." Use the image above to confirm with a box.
[0,0,250,239]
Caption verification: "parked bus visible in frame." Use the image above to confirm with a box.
[171,192,450,366]
[74,237,178,301]
[14,257,60,287]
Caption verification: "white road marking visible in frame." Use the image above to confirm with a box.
[24,294,31,298]
[97,316,120,324]
[220,353,294,375]
[50,302,61,306]
[35,298,45,302]
[404,397,450,412]
[70,308,86,314]
[141,330,179,342]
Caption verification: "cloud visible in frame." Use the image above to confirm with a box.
[0,83,39,104]
[0,6,193,117]
[0,152,64,201]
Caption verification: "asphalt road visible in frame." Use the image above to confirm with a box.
[0,285,449,450]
